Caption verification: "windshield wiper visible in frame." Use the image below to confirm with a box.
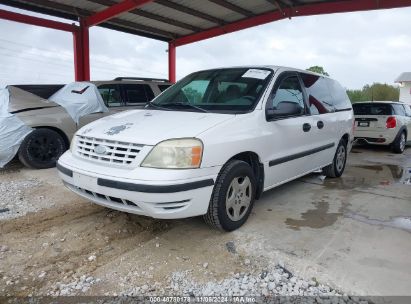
[160,102,209,113]
[145,102,170,111]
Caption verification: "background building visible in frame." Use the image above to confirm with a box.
[395,72,411,104]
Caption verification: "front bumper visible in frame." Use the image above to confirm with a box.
[57,153,218,219]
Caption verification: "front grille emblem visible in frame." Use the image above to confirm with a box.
[94,145,108,155]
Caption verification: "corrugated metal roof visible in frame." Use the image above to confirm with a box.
[395,72,411,83]
[2,0,411,43]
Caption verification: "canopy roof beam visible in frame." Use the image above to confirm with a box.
[0,8,76,32]
[208,0,254,17]
[85,0,154,27]
[173,0,411,46]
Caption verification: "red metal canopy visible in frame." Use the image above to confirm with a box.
[1,0,411,83]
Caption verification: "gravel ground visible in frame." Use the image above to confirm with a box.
[0,178,44,220]
[118,264,372,303]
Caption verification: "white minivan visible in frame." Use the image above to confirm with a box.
[57,66,353,231]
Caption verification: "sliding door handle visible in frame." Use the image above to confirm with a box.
[317,121,324,129]
[303,123,311,132]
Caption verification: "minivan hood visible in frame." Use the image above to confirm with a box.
[77,109,234,145]
[7,86,59,113]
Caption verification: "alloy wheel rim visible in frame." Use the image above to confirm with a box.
[400,134,406,151]
[28,136,60,163]
[225,176,252,221]
[336,145,346,173]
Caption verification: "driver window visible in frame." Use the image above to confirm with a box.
[269,76,305,111]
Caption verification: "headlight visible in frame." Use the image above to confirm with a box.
[141,138,203,169]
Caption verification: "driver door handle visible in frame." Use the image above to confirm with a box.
[303,123,311,132]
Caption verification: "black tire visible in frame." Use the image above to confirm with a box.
[392,131,406,154]
[204,160,256,231]
[18,128,67,169]
[322,139,347,178]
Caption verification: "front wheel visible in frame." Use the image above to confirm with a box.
[204,160,256,231]
[18,128,67,169]
[322,139,347,178]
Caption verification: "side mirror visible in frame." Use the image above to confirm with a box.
[266,101,303,120]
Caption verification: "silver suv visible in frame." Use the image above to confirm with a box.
[353,101,411,153]
[7,77,172,169]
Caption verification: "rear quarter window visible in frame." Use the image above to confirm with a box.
[326,79,352,111]
[300,73,334,114]
[352,103,393,115]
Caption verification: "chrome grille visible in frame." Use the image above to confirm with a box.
[75,135,143,165]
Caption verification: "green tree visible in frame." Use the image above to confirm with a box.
[347,83,399,103]
[306,66,330,76]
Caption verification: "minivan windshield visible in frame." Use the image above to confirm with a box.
[148,68,273,114]
[352,103,393,115]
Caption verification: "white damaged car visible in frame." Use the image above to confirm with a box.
[57,66,353,231]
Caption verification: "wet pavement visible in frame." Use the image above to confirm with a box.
[240,144,411,296]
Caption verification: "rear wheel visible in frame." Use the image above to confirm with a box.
[204,160,256,231]
[392,131,406,154]
[322,139,347,178]
[18,129,67,169]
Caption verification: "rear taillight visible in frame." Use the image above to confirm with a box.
[386,116,397,129]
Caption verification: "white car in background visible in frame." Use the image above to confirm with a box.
[353,101,411,153]
[57,66,353,231]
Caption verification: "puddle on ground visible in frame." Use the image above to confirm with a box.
[317,164,411,189]
[287,164,410,231]
[285,201,350,230]
[345,212,411,233]
[285,201,411,233]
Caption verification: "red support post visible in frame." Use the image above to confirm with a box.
[168,42,176,83]
[81,19,90,81]
[0,9,76,32]
[72,19,90,81]
[85,0,154,27]
[73,30,84,81]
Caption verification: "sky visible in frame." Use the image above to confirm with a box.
[0,4,410,90]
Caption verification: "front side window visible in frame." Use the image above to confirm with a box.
[149,68,273,113]
[268,75,305,113]
[123,84,155,105]
[98,84,122,107]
